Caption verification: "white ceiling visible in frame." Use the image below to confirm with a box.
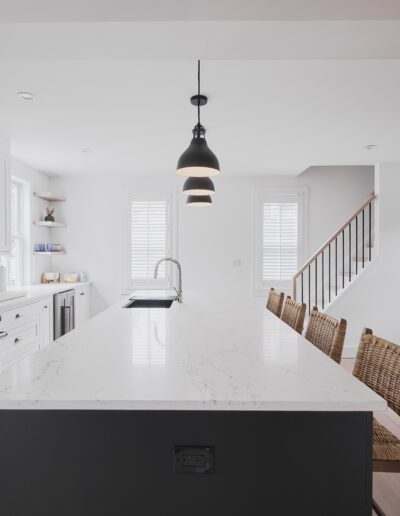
[0,3,399,177]
[1,59,399,177]
[1,0,400,22]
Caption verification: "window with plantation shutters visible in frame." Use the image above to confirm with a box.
[130,201,168,280]
[263,202,298,281]
[123,188,176,290]
[254,188,306,295]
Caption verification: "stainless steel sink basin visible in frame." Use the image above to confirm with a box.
[124,299,174,308]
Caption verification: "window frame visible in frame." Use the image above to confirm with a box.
[1,177,30,287]
[253,187,308,296]
[122,186,177,293]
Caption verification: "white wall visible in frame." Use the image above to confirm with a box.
[0,135,9,158]
[11,158,52,284]
[49,166,373,315]
[328,162,400,355]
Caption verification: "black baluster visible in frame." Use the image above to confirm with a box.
[328,243,331,303]
[342,230,345,289]
[355,215,358,275]
[322,250,324,309]
[308,265,311,315]
[369,202,372,261]
[349,222,351,282]
[362,209,365,268]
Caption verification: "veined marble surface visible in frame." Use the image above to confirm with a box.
[0,291,386,411]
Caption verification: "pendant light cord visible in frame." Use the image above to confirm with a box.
[197,59,201,126]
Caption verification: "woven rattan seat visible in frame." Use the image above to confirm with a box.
[353,328,400,474]
[266,288,284,318]
[281,296,306,334]
[372,418,400,462]
[304,307,347,364]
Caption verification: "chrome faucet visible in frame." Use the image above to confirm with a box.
[154,257,183,303]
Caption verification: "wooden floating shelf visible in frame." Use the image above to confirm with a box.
[33,192,66,202]
[33,251,66,256]
[34,221,66,228]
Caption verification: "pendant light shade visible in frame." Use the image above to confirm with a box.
[182,177,215,196]
[186,195,212,206]
[177,137,220,177]
[177,60,220,179]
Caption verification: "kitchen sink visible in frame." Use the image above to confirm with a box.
[124,299,174,308]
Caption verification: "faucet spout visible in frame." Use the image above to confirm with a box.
[154,257,183,303]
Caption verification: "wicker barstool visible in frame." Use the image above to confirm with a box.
[353,328,400,515]
[281,296,306,334]
[266,288,284,318]
[304,307,347,363]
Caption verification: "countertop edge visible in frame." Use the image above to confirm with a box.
[0,399,387,412]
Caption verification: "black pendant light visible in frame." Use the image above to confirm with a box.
[177,60,220,178]
[182,176,215,196]
[186,195,212,206]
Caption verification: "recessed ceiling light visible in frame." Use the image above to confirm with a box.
[81,148,92,153]
[365,144,378,150]
[17,91,36,101]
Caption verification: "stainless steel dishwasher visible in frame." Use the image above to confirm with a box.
[54,290,75,340]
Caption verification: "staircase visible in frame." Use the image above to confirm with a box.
[293,193,376,314]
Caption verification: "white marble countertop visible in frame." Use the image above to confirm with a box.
[0,282,91,311]
[0,291,386,411]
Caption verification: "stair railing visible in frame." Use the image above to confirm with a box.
[293,193,376,312]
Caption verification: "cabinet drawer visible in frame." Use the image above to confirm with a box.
[0,320,39,355]
[0,301,42,331]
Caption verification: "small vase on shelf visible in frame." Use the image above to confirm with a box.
[44,208,55,222]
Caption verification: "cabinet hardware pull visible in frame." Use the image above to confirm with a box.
[14,337,21,344]
[15,313,21,319]
[80,293,85,296]
[0,331,8,339]
[44,305,48,309]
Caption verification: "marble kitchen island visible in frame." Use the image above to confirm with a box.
[0,292,385,515]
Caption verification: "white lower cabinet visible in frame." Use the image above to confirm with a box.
[75,285,90,328]
[0,300,42,371]
[0,285,91,371]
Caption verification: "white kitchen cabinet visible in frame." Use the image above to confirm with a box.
[39,296,52,348]
[75,284,91,328]
[0,153,10,254]
[0,300,41,371]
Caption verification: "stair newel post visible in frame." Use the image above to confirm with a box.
[308,265,311,315]
[369,202,372,261]
[355,215,358,275]
[362,208,365,268]
[328,243,331,303]
[349,221,352,282]
[315,257,318,309]
[321,250,324,309]
[301,272,304,303]
[335,237,338,296]
[342,230,345,289]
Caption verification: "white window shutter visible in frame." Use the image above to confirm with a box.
[130,201,168,281]
[262,202,298,281]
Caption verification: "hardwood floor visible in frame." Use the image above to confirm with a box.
[342,359,400,516]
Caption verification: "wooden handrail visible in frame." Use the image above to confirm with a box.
[294,193,376,281]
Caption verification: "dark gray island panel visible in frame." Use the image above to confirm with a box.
[0,410,372,516]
